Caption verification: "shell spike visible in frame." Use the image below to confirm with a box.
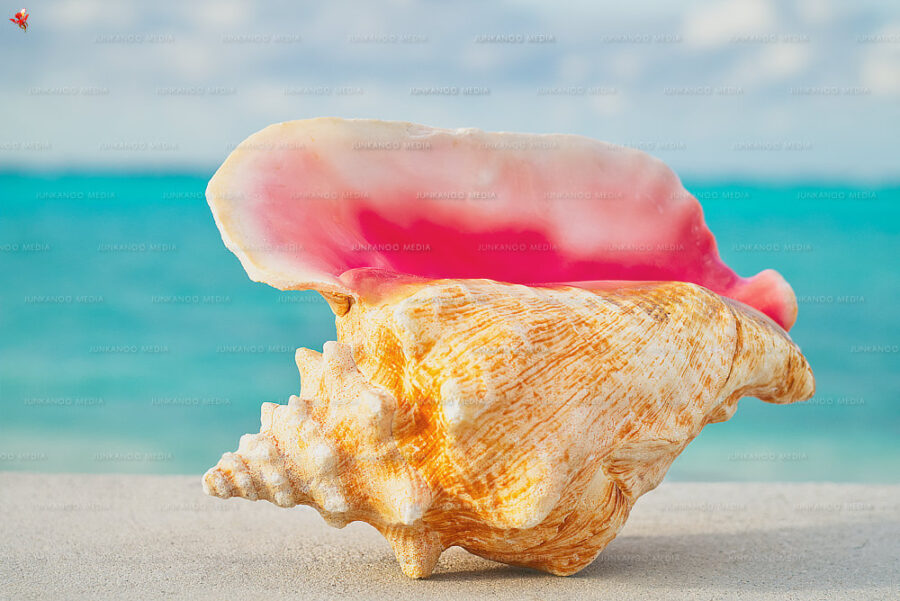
[723,298,816,406]
[383,526,443,579]
[203,434,297,507]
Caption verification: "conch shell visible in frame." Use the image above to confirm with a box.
[202,118,814,578]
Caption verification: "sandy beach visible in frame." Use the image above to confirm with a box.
[1,473,896,600]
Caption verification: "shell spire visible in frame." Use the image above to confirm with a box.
[203,342,440,577]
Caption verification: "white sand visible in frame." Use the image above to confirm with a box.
[1,474,897,600]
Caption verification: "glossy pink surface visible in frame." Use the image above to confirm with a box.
[207,119,797,329]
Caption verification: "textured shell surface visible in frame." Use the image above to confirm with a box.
[202,119,815,578]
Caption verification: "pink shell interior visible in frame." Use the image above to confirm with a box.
[207,118,797,330]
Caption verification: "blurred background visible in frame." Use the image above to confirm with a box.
[1,0,897,480]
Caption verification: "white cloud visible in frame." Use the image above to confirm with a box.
[796,0,833,25]
[730,42,812,86]
[156,40,221,80]
[589,93,625,117]
[42,0,140,30]
[556,54,593,82]
[684,0,777,48]
[183,0,250,31]
[605,53,645,81]
[860,52,900,96]
[859,24,900,96]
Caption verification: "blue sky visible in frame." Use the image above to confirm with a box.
[1,0,898,179]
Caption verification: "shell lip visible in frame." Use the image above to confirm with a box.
[205,117,799,330]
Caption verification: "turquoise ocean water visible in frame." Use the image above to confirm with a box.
[1,173,897,481]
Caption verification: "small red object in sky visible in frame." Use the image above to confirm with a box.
[10,8,28,31]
